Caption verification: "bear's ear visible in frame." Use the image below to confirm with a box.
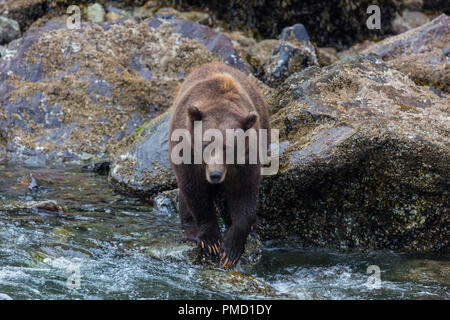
[187,106,202,121]
[242,111,258,130]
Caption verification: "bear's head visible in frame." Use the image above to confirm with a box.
[187,104,259,184]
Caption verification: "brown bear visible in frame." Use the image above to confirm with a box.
[169,62,270,268]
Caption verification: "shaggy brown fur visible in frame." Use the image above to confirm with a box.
[169,62,270,268]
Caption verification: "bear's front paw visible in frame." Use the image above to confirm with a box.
[196,222,221,256]
[220,227,247,269]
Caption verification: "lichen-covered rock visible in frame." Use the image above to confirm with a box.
[264,24,318,87]
[363,14,449,92]
[0,17,245,163]
[260,53,449,252]
[223,31,283,81]
[245,39,279,70]
[105,11,126,22]
[0,15,21,44]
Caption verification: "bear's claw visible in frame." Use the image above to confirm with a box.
[219,227,247,269]
[220,255,238,269]
[195,222,221,257]
[219,244,241,269]
[197,238,221,257]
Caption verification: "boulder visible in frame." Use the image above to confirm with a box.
[260,53,449,252]
[245,39,279,69]
[223,32,280,81]
[264,24,319,87]
[109,112,177,198]
[363,14,449,92]
[0,17,245,163]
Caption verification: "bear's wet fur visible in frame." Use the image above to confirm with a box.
[169,62,270,268]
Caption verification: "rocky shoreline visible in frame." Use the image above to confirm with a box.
[0,1,448,253]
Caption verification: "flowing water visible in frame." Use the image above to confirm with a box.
[0,162,448,300]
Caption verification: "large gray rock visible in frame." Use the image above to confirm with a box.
[0,15,20,44]
[0,17,245,163]
[109,112,177,197]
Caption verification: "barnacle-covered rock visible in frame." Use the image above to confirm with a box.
[259,53,449,252]
[363,14,450,92]
[0,17,244,163]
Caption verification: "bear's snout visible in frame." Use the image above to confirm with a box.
[206,163,226,184]
[209,170,222,184]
